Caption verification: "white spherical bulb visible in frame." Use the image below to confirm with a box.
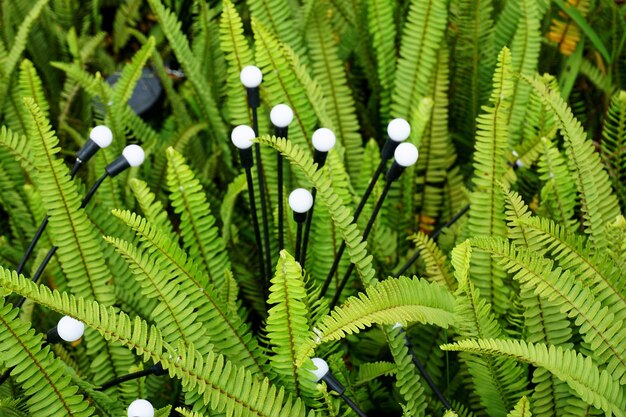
[57,316,85,342]
[312,128,336,152]
[122,145,145,167]
[270,104,294,128]
[240,66,263,88]
[288,188,313,213]
[127,399,154,417]
[394,143,419,167]
[231,125,256,150]
[387,118,411,142]
[310,357,329,382]
[90,125,113,148]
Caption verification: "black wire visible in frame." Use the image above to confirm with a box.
[251,106,272,281]
[245,167,267,286]
[278,153,284,251]
[339,392,368,417]
[403,331,451,410]
[395,203,470,277]
[299,188,317,268]
[294,221,303,264]
[319,159,387,297]
[97,364,165,391]
[329,181,392,309]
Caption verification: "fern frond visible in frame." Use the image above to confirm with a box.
[265,250,314,396]
[471,237,626,384]
[385,327,427,416]
[355,361,397,385]
[129,179,176,240]
[306,2,363,179]
[527,75,621,249]
[253,20,316,151]
[247,0,304,57]
[546,0,590,56]
[219,0,254,126]
[450,0,495,141]
[451,240,528,415]
[111,210,266,376]
[508,0,542,145]
[366,0,395,121]
[166,148,230,288]
[103,235,212,356]
[507,396,531,417]
[18,59,49,123]
[0,304,92,416]
[390,0,447,121]
[468,47,513,313]
[0,0,50,87]
[409,232,455,290]
[441,338,625,416]
[0,271,310,417]
[536,139,577,229]
[601,90,626,208]
[297,277,455,365]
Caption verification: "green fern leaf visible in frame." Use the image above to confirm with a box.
[468,47,513,313]
[297,277,455,365]
[451,240,528,415]
[0,304,93,416]
[601,91,626,208]
[527,75,621,249]
[441,339,626,416]
[507,0,542,145]
[409,232,455,290]
[219,0,254,126]
[391,0,447,123]
[166,147,230,288]
[366,0,395,121]
[507,396,531,417]
[111,210,266,376]
[247,0,304,57]
[355,361,397,385]
[306,2,363,179]
[253,20,316,152]
[265,250,314,396]
[471,237,626,384]
[129,179,176,240]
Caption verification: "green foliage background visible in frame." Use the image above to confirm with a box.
[0,0,625,416]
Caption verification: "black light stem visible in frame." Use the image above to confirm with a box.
[299,187,317,268]
[295,221,304,264]
[244,167,267,285]
[329,181,393,309]
[251,105,272,279]
[319,159,387,298]
[403,331,451,410]
[278,154,284,251]
[80,172,109,209]
[395,203,470,277]
[97,364,166,391]
[340,393,368,417]
[15,161,81,275]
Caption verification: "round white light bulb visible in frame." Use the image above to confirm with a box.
[89,125,113,148]
[57,316,85,342]
[394,143,419,167]
[270,104,294,128]
[387,118,411,142]
[122,145,145,167]
[231,125,256,150]
[240,66,263,88]
[127,399,154,417]
[312,128,336,152]
[288,188,313,213]
[310,357,329,382]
